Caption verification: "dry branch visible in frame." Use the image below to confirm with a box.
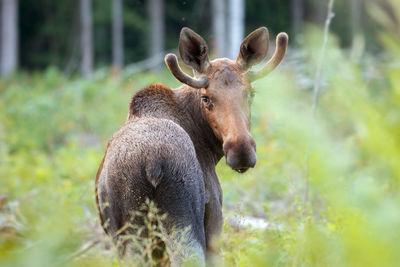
[305,0,335,203]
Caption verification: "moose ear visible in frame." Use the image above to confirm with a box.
[236,27,269,70]
[179,27,210,73]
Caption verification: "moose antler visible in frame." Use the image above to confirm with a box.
[248,32,288,82]
[164,53,209,89]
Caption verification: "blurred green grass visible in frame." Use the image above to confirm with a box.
[1,23,400,266]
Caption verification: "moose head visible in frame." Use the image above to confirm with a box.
[165,27,288,173]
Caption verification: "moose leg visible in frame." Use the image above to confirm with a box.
[153,169,206,265]
[97,177,153,257]
[204,178,223,262]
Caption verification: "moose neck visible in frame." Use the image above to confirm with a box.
[128,83,224,207]
[128,83,224,174]
[173,85,224,170]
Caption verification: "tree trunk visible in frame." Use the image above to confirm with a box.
[228,0,244,60]
[1,0,18,77]
[80,0,93,77]
[314,0,326,24]
[148,0,164,72]
[212,0,226,58]
[112,0,123,70]
[350,0,362,37]
[291,0,304,37]
[349,0,364,59]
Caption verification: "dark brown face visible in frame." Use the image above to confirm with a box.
[200,59,256,172]
[165,27,288,173]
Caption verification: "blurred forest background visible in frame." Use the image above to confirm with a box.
[0,0,383,76]
[1,0,400,266]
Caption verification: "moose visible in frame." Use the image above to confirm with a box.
[95,27,288,264]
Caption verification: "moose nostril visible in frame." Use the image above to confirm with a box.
[226,153,234,168]
[249,153,257,168]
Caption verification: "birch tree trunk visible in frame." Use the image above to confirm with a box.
[212,0,226,58]
[350,0,362,37]
[148,0,164,72]
[80,0,93,77]
[1,0,18,77]
[291,0,304,36]
[228,0,244,60]
[314,0,326,24]
[349,0,364,59]
[112,0,123,70]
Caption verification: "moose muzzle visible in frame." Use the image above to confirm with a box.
[223,135,257,173]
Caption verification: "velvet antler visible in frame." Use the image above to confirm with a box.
[248,32,288,82]
[164,53,209,89]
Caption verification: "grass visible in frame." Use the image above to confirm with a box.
[1,25,400,266]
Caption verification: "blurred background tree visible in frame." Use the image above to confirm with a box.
[80,0,94,77]
[0,0,384,77]
[111,0,123,71]
[1,0,18,77]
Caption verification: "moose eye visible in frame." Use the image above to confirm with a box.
[201,95,210,104]
[201,95,214,109]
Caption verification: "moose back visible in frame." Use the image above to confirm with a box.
[95,27,288,264]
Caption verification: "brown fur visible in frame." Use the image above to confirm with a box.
[95,144,107,233]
